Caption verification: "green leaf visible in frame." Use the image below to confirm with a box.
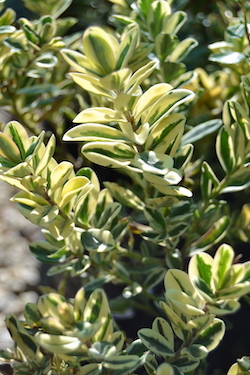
[23,0,73,18]
[228,100,250,140]
[4,121,29,160]
[104,182,144,210]
[209,51,246,65]
[0,132,21,163]
[226,23,245,39]
[164,11,187,34]
[200,161,220,201]
[35,134,56,175]
[134,151,174,175]
[207,300,240,315]
[190,252,213,286]
[169,37,198,63]
[79,364,102,375]
[81,229,115,252]
[155,33,178,62]
[147,0,171,38]
[61,49,93,73]
[143,89,195,126]
[156,363,175,375]
[83,289,112,341]
[30,241,66,263]
[160,62,186,83]
[190,216,230,254]
[96,202,121,229]
[191,277,215,302]
[138,328,175,357]
[35,333,81,354]
[144,207,166,232]
[83,26,118,75]
[166,289,204,316]
[49,161,74,194]
[144,267,166,290]
[115,24,139,70]
[193,318,225,352]
[59,176,92,210]
[5,314,37,360]
[35,53,58,68]
[74,107,124,124]
[146,113,185,155]
[63,124,130,143]
[48,216,74,240]
[152,317,174,350]
[81,141,135,168]
[172,355,199,373]
[164,269,201,300]
[133,83,173,121]
[181,119,222,145]
[24,303,41,327]
[103,355,140,373]
[216,128,236,173]
[3,37,27,51]
[213,243,234,290]
[125,60,157,94]
[69,73,113,97]
[29,205,60,226]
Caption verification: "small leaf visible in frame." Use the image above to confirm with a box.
[0,132,21,163]
[138,328,175,357]
[74,107,124,124]
[143,89,195,126]
[164,11,187,34]
[190,216,230,254]
[70,73,113,97]
[30,241,66,264]
[59,176,91,210]
[144,207,166,232]
[147,0,171,38]
[104,182,144,210]
[216,128,236,173]
[193,318,225,352]
[146,113,186,155]
[115,24,139,70]
[79,364,102,375]
[156,363,175,375]
[35,53,58,68]
[209,51,246,65]
[134,151,174,175]
[169,37,198,63]
[152,317,174,350]
[181,119,222,145]
[63,124,130,143]
[81,141,135,168]
[83,26,118,75]
[189,252,213,287]
[35,134,56,175]
[96,202,121,229]
[213,244,234,290]
[4,121,29,160]
[103,355,140,373]
[81,229,115,252]
[200,161,220,202]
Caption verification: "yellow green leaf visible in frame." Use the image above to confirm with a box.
[74,107,125,124]
[0,132,21,163]
[83,26,118,75]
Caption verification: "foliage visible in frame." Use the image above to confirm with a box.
[0,0,250,374]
